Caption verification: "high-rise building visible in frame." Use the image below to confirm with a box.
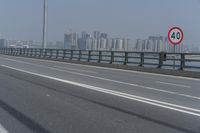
[106,38,112,50]
[100,33,108,39]
[135,39,143,51]
[116,39,123,51]
[93,31,101,39]
[78,38,86,50]
[123,39,129,51]
[99,38,107,50]
[64,33,78,49]
[81,32,91,39]
[86,38,93,50]
[92,38,98,50]
[0,39,6,48]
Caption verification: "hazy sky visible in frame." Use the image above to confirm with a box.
[0,0,200,46]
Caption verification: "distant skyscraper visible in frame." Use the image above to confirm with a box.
[93,31,101,39]
[64,32,78,49]
[147,36,165,52]
[81,32,91,39]
[100,33,108,39]
[92,38,98,50]
[135,39,143,51]
[106,38,112,50]
[86,38,93,50]
[78,38,86,50]
[99,38,107,50]
[0,39,6,48]
[116,39,123,51]
[123,39,129,51]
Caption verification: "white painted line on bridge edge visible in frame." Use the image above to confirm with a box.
[0,124,9,133]
[156,81,192,88]
[1,55,200,81]
[2,64,200,117]
[47,67,200,100]
[1,57,200,101]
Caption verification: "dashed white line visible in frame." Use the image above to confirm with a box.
[1,65,200,117]
[156,81,192,88]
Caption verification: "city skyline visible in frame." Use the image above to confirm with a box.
[0,0,200,48]
[1,30,199,53]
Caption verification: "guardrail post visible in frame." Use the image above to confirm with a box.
[78,50,82,61]
[139,52,144,67]
[39,49,42,57]
[34,49,36,57]
[88,51,91,62]
[18,48,20,55]
[49,49,53,58]
[98,51,102,63]
[35,49,38,57]
[158,52,163,68]
[110,51,114,64]
[26,49,29,56]
[10,48,13,55]
[16,48,18,55]
[70,50,73,60]
[19,48,22,55]
[44,49,47,58]
[63,50,66,59]
[179,53,185,70]
[56,50,59,59]
[124,52,128,65]
[30,48,33,56]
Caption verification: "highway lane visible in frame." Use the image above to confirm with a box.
[0,55,200,132]
[0,55,200,108]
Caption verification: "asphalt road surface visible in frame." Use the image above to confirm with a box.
[0,54,200,133]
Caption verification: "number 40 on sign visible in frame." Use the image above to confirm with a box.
[168,27,184,46]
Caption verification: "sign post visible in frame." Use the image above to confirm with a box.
[168,27,184,69]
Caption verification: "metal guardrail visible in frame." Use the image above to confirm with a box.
[0,48,200,71]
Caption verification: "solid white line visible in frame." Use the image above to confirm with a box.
[54,66,98,74]
[2,64,200,117]
[156,81,192,88]
[1,57,200,100]
[1,55,200,81]
[0,124,9,133]
[1,58,32,65]
[46,67,200,100]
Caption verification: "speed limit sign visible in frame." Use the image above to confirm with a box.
[168,27,184,45]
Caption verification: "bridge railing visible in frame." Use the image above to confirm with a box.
[0,48,200,71]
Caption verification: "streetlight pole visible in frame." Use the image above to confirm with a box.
[42,0,48,50]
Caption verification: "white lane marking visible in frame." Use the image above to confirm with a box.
[2,65,200,117]
[156,81,192,88]
[1,58,32,65]
[0,57,200,100]
[1,55,200,81]
[0,124,9,133]
[54,66,98,74]
[45,67,200,100]
[46,94,50,97]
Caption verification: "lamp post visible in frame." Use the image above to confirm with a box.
[42,0,48,50]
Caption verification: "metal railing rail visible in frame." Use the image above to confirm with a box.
[0,48,200,71]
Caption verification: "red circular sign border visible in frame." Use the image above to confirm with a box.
[168,27,184,46]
